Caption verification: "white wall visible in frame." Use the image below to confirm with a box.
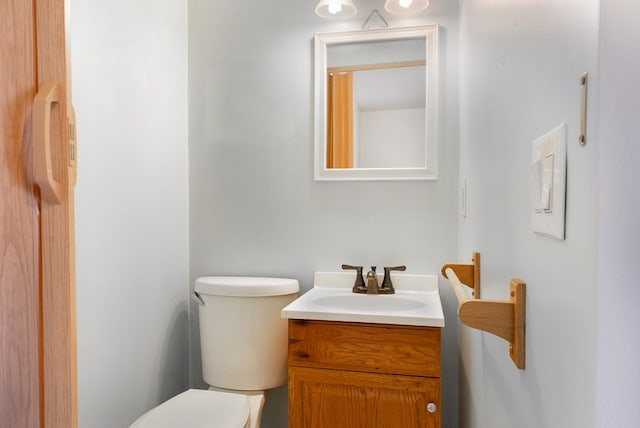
[358,108,425,168]
[458,1,600,427]
[187,0,460,426]
[70,1,190,426]
[596,1,640,426]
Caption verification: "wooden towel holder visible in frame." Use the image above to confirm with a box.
[442,252,526,370]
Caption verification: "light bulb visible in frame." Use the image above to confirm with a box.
[315,0,357,19]
[385,0,428,15]
[328,0,342,14]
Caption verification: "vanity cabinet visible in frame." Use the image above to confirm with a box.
[288,319,441,428]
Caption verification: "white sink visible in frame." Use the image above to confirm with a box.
[281,272,444,327]
[314,294,425,312]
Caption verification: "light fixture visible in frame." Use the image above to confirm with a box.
[384,0,429,15]
[315,0,357,19]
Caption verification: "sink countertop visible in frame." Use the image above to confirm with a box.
[281,272,445,327]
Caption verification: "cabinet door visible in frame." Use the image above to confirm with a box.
[289,367,440,428]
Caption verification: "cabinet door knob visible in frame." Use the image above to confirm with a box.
[427,403,437,413]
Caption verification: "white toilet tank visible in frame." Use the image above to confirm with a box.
[194,276,299,391]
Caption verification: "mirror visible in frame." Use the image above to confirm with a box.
[314,26,439,181]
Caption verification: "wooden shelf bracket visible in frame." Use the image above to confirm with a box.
[441,251,481,298]
[442,252,526,370]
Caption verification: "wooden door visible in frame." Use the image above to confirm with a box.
[289,366,441,428]
[1,0,77,427]
[326,71,354,169]
[1,2,41,426]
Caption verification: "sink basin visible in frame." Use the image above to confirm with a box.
[281,272,444,327]
[314,294,425,312]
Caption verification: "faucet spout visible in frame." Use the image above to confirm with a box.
[366,266,379,294]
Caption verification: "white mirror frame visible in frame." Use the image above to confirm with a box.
[314,25,439,181]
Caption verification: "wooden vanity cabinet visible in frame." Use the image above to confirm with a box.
[287,319,441,428]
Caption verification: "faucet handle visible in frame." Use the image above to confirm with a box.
[380,265,406,293]
[342,264,366,292]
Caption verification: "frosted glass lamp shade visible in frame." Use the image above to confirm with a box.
[384,0,429,15]
[315,0,357,19]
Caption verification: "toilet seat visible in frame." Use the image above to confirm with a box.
[129,389,250,428]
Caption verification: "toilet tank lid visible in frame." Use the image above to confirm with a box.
[195,276,299,297]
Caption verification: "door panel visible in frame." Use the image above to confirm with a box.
[35,0,78,426]
[0,1,41,427]
[1,0,77,427]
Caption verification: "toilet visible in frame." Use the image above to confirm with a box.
[130,276,299,428]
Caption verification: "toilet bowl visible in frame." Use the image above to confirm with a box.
[129,276,299,428]
[130,389,250,428]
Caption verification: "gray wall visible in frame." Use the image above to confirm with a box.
[187,0,460,426]
[71,1,190,426]
[457,0,600,427]
[596,1,640,426]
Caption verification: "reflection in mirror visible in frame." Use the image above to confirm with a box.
[314,26,439,181]
[327,39,426,169]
